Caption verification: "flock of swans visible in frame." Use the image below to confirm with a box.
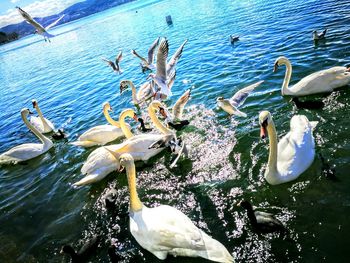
[2,23,350,261]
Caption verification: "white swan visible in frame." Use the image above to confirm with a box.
[30,99,55,133]
[274,56,350,96]
[0,108,53,164]
[119,153,234,263]
[259,111,317,185]
[70,102,128,148]
[73,102,175,186]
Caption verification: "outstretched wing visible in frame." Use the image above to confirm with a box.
[45,14,65,30]
[230,80,263,108]
[148,37,160,64]
[156,39,169,81]
[16,6,45,31]
[166,39,188,76]
[131,49,148,64]
[115,51,123,64]
[172,89,191,120]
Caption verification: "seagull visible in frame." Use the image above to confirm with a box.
[166,39,188,76]
[313,29,327,41]
[132,37,160,73]
[230,35,239,44]
[16,6,65,42]
[217,80,264,117]
[102,51,123,74]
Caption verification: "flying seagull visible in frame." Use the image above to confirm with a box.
[16,6,65,42]
[217,80,264,117]
[102,51,123,74]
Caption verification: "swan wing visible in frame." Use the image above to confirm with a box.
[30,116,44,133]
[229,80,263,108]
[0,143,47,162]
[172,89,191,121]
[77,125,123,145]
[45,14,65,30]
[166,39,188,76]
[148,37,160,64]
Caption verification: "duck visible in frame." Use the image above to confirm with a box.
[137,117,152,132]
[119,153,234,263]
[70,102,129,148]
[313,29,327,41]
[238,200,287,233]
[230,35,239,44]
[159,89,191,130]
[259,111,317,185]
[102,51,123,74]
[51,129,67,140]
[73,101,177,186]
[132,37,160,73]
[30,99,55,133]
[273,56,350,96]
[217,81,263,117]
[60,235,99,262]
[0,108,53,165]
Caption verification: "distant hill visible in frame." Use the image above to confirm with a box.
[0,0,135,38]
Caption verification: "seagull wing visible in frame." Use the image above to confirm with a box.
[156,39,169,81]
[147,37,160,64]
[115,51,123,64]
[230,80,263,108]
[166,39,188,76]
[167,70,176,90]
[16,6,45,31]
[172,89,191,120]
[102,58,117,71]
[45,14,65,30]
[131,49,148,64]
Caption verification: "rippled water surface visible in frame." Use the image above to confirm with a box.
[1,0,350,262]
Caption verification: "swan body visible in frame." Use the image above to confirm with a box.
[30,99,55,133]
[0,109,53,164]
[71,102,127,147]
[274,56,350,96]
[119,153,234,263]
[73,103,175,186]
[259,111,317,185]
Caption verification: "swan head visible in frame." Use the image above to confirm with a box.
[102,102,112,112]
[259,111,272,139]
[31,99,38,108]
[21,108,34,117]
[158,106,168,118]
[273,56,289,72]
[119,80,131,94]
[119,153,134,169]
[120,108,138,122]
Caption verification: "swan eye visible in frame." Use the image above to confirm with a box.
[261,118,268,127]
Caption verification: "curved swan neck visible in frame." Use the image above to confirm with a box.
[127,81,139,105]
[281,59,292,95]
[126,161,143,212]
[103,107,120,128]
[266,120,278,179]
[22,111,51,145]
[119,110,134,139]
[35,104,51,130]
[148,104,172,135]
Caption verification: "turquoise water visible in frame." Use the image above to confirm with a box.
[1,0,350,261]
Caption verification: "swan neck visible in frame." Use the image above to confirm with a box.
[128,81,139,105]
[126,162,143,212]
[148,106,172,135]
[119,111,134,139]
[35,104,51,130]
[22,112,51,145]
[266,120,278,176]
[103,108,120,128]
[281,60,292,95]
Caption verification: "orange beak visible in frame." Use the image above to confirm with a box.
[260,126,267,139]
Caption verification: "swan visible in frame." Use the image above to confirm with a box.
[273,56,350,96]
[102,51,123,74]
[259,111,317,185]
[70,102,129,148]
[30,99,55,133]
[119,153,234,262]
[73,102,176,186]
[132,37,159,73]
[159,89,191,130]
[217,81,263,117]
[0,108,53,164]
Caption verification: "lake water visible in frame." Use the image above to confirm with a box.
[1,0,350,262]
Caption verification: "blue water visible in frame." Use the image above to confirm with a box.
[1,0,350,262]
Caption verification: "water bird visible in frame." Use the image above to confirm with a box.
[238,200,287,233]
[70,102,129,148]
[16,6,64,42]
[60,235,99,262]
[291,97,324,110]
[230,35,239,44]
[166,39,188,76]
[104,188,118,209]
[102,51,123,74]
[73,103,177,186]
[159,89,191,130]
[30,99,55,133]
[132,37,159,73]
[217,81,264,117]
[137,117,152,132]
[51,129,66,140]
[313,29,327,41]
[0,108,53,164]
[120,79,156,108]
[118,153,234,263]
[259,111,317,185]
[273,56,350,96]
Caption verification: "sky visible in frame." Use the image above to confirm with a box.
[0,0,82,28]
